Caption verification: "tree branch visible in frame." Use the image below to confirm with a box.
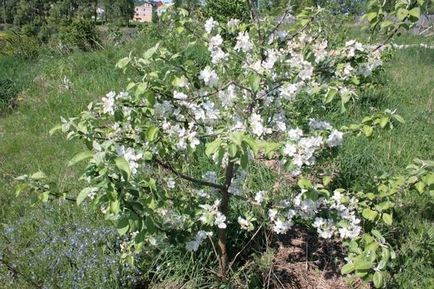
[155,159,224,190]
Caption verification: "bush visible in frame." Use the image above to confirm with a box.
[54,18,101,53]
[0,31,40,60]
[0,78,19,112]
[202,0,250,23]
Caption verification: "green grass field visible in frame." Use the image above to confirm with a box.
[0,30,433,288]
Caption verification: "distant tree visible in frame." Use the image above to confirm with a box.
[203,0,250,23]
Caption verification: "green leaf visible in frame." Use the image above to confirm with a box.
[240,153,248,170]
[15,183,29,197]
[366,11,378,22]
[393,114,405,124]
[143,43,160,59]
[31,171,47,180]
[378,116,389,128]
[228,143,238,158]
[363,125,374,137]
[68,151,93,167]
[382,213,393,225]
[373,271,385,288]
[382,247,391,262]
[77,187,93,205]
[49,124,62,135]
[397,8,408,21]
[115,157,131,180]
[323,176,332,187]
[146,126,159,142]
[116,57,130,69]
[248,74,261,92]
[408,7,421,20]
[362,208,378,221]
[341,263,355,274]
[117,217,130,235]
[354,260,373,270]
[205,138,222,157]
[415,181,426,193]
[422,173,434,185]
[135,82,148,97]
[298,177,313,189]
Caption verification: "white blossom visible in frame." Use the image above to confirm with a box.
[227,18,240,28]
[326,130,344,147]
[199,66,219,87]
[254,191,267,204]
[204,17,217,34]
[102,91,116,115]
[234,32,253,53]
[215,212,227,229]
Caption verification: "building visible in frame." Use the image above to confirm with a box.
[133,3,153,23]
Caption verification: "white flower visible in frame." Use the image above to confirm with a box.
[279,83,301,101]
[174,90,188,100]
[326,130,344,147]
[238,217,252,230]
[186,230,212,251]
[227,18,240,28]
[309,118,332,131]
[283,143,297,157]
[203,171,217,183]
[199,66,219,87]
[339,225,361,239]
[332,190,342,203]
[313,217,336,239]
[116,145,142,175]
[268,209,278,221]
[273,219,292,234]
[102,91,116,115]
[209,35,223,49]
[254,191,266,204]
[211,47,228,64]
[204,17,217,34]
[234,32,253,53]
[298,63,314,80]
[262,49,280,70]
[250,113,267,136]
[219,84,236,108]
[166,178,176,189]
[288,128,303,141]
[215,212,227,229]
[176,75,190,88]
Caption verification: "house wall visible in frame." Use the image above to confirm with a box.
[133,4,153,23]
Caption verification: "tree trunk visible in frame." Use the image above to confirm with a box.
[217,161,235,277]
[2,0,6,24]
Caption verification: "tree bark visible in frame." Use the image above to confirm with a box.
[2,0,6,24]
[217,161,235,277]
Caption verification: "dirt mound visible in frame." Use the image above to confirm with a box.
[267,227,359,289]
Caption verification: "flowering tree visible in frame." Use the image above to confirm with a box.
[17,0,430,287]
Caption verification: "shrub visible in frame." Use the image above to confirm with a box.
[0,78,19,112]
[0,31,40,60]
[55,18,101,53]
[202,0,250,23]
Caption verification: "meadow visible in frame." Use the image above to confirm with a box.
[0,25,433,288]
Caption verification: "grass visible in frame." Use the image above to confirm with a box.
[0,29,433,288]
[0,34,157,288]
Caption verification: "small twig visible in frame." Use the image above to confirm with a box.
[155,159,224,190]
[272,270,286,289]
[228,224,263,270]
[208,235,222,272]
